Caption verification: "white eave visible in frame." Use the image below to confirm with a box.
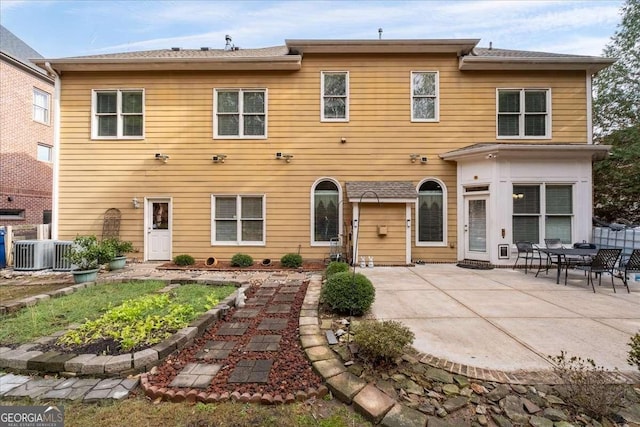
[459,56,615,74]
[440,144,611,162]
[34,55,302,73]
[286,39,480,56]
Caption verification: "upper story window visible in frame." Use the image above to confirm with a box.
[411,71,439,122]
[497,89,550,138]
[33,88,50,124]
[214,89,267,138]
[37,143,52,162]
[92,89,144,139]
[321,72,348,121]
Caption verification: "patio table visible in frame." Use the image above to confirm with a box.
[537,247,598,284]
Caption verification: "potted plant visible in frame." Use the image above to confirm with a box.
[66,235,112,283]
[103,237,134,270]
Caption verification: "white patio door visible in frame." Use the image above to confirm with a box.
[464,195,489,261]
[146,198,171,261]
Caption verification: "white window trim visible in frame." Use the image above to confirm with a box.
[91,89,145,140]
[511,182,574,244]
[213,88,268,139]
[416,177,447,247]
[310,177,343,246]
[33,88,50,125]
[37,143,53,163]
[496,88,552,139]
[320,71,349,122]
[211,194,266,246]
[411,71,440,123]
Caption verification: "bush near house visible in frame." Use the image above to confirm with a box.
[629,332,640,371]
[173,254,195,266]
[280,253,303,268]
[325,261,350,278]
[321,271,375,316]
[230,253,254,267]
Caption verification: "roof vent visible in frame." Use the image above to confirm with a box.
[171,47,180,51]
[489,42,493,50]
[200,47,209,51]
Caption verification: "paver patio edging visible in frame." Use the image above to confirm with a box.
[0,278,244,377]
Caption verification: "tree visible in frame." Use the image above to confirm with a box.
[592,0,640,224]
[593,0,639,136]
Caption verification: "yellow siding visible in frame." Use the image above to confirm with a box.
[357,204,407,265]
[55,53,589,262]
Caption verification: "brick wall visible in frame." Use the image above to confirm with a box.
[0,60,54,226]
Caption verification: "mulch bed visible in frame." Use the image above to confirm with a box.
[157,260,326,272]
[146,277,324,396]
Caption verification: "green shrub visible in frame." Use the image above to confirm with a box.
[321,271,375,316]
[66,235,113,270]
[103,237,134,256]
[353,320,415,364]
[549,351,625,419]
[629,332,640,371]
[326,261,350,278]
[230,253,253,267]
[281,253,303,268]
[173,254,195,266]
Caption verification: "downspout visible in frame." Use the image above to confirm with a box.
[586,72,593,144]
[44,62,61,239]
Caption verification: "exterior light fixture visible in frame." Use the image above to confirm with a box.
[155,153,170,163]
[275,152,294,163]
[485,153,497,160]
[512,193,524,199]
[212,154,227,163]
[132,197,140,209]
[410,154,427,163]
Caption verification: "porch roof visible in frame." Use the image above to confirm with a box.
[346,181,418,203]
[439,143,611,162]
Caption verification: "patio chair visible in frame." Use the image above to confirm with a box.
[513,241,540,274]
[620,249,640,293]
[574,248,622,293]
[536,238,563,277]
[561,242,598,285]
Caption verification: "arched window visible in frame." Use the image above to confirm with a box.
[417,179,446,245]
[312,179,341,244]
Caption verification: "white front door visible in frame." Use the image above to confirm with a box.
[146,198,171,261]
[464,195,489,261]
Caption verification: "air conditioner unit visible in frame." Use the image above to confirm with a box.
[53,240,74,271]
[14,240,54,271]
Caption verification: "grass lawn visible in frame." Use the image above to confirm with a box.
[0,281,236,346]
[2,394,371,427]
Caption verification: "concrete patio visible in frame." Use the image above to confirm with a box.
[363,264,640,374]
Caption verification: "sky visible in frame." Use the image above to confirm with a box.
[0,0,625,59]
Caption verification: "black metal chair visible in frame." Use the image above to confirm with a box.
[513,241,540,274]
[574,249,622,293]
[620,249,640,293]
[536,238,563,277]
[561,242,597,285]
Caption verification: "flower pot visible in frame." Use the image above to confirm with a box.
[71,268,99,284]
[205,256,218,267]
[109,256,127,271]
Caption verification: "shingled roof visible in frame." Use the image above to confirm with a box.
[346,181,418,202]
[0,25,49,77]
[62,45,289,60]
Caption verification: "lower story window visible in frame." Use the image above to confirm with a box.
[512,184,573,244]
[417,179,445,245]
[212,195,265,245]
[0,209,26,220]
[313,180,340,243]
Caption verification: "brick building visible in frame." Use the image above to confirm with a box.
[1,25,54,227]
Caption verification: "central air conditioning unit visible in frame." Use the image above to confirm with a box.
[53,240,74,271]
[14,240,54,271]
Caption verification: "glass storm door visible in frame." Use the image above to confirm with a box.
[465,196,489,260]
[146,199,171,261]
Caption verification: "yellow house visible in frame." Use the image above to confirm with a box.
[37,39,613,266]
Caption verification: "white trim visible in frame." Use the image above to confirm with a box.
[310,177,343,247]
[415,177,448,247]
[36,143,53,163]
[586,74,593,144]
[213,88,268,139]
[410,71,439,122]
[44,63,61,239]
[405,204,412,264]
[496,88,551,139]
[144,197,173,261]
[352,203,360,263]
[91,88,145,140]
[32,87,51,125]
[320,71,349,122]
[211,194,266,246]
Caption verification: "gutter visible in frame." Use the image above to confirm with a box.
[44,62,61,240]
